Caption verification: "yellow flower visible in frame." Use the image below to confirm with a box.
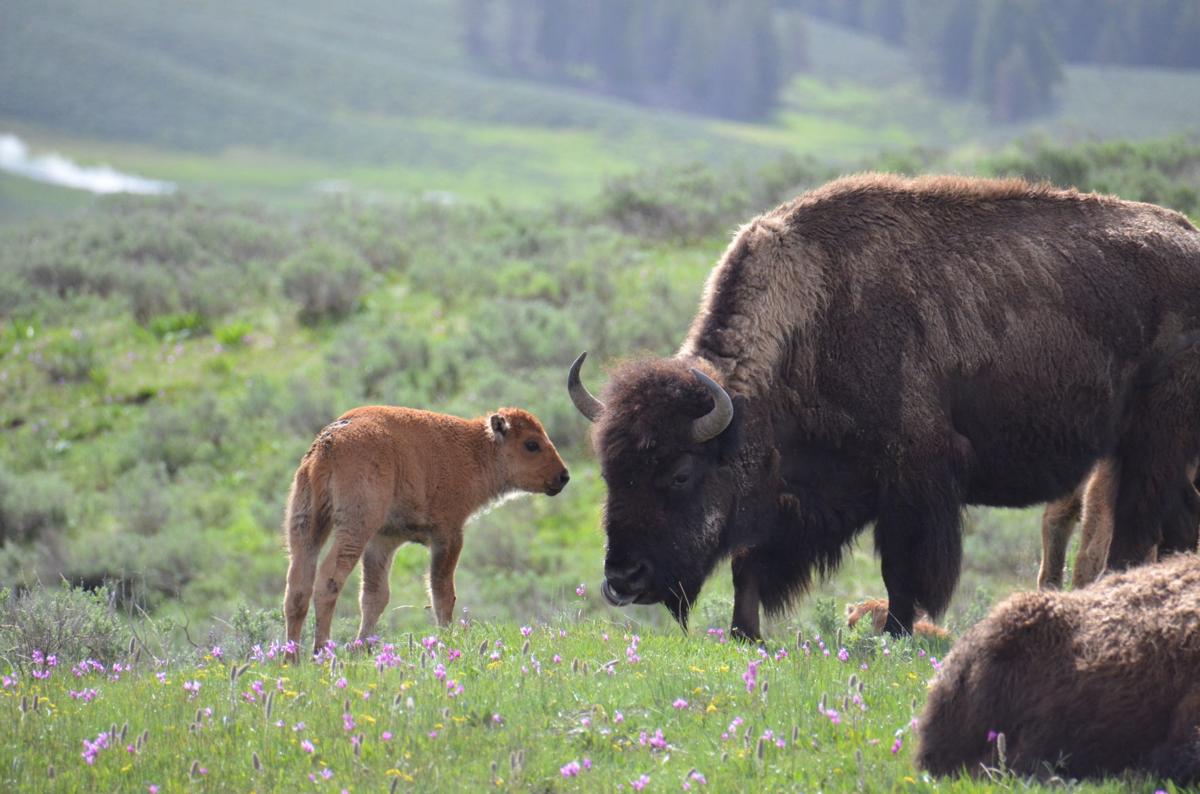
[120,764,132,773]
[689,666,705,673]
[362,714,376,724]
[706,703,718,714]
[487,661,502,671]
[386,769,402,776]
[718,664,730,673]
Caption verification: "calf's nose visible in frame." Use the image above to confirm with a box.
[558,469,571,487]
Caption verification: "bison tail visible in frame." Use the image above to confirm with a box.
[283,466,332,553]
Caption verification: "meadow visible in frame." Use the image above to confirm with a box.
[1,608,1174,793]
[2,134,1200,789]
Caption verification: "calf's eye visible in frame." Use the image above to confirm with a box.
[524,439,541,453]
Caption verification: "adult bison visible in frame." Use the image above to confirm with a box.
[568,173,1200,639]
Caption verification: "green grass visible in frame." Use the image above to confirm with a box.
[3,615,1170,793]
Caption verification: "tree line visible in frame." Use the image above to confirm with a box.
[460,1,1200,124]
[789,0,1200,122]
[458,0,801,122]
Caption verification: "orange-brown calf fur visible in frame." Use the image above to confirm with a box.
[1039,459,1198,590]
[283,406,568,661]
[846,599,949,639]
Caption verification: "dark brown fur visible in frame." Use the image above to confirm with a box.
[917,553,1200,782]
[578,173,1200,639]
[283,406,568,662]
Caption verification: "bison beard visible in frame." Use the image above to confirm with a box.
[571,173,1200,639]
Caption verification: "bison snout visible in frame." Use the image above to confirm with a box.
[545,468,570,496]
[602,559,653,606]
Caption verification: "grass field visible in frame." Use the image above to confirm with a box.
[5,612,1177,793]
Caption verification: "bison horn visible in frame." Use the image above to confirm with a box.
[690,368,733,443]
[567,352,604,422]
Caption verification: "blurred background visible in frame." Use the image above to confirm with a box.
[1,0,1198,647]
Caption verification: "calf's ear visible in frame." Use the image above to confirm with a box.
[488,413,510,440]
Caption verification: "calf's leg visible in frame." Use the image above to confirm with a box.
[311,499,387,656]
[282,471,331,663]
[357,534,401,642]
[1038,488,1081,590]
[428,529,463,627]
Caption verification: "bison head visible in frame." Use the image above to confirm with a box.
[569,353,739,626]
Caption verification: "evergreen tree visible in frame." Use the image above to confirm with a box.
[970,0,1061,119]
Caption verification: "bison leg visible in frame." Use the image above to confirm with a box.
[428,530,463,627]
[875,483,964,636]
[1073,461,1116,588]
[1149,686,1200,785]
[282,470,330,663]
[311,533,366,657]
[284,548,319,663]
[356,534,400,643]
[1037,488,1082,590]
[730,552,762,643]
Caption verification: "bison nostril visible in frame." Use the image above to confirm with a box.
[606,559,652,592]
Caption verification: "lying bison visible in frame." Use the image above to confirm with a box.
[569,173,1200,639]
[917,553,1200,782]
[283,406,569,661]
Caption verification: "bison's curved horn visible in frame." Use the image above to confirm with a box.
[567,352,604,422]
[690,368,733,443]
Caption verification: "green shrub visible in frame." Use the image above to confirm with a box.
[33,330,100,384]
[0,583,129,665]
[0,464,73,545]
[214,320,254,347]
[146,311,209,340]
[280,241,372,325]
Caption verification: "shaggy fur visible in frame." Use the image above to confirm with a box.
[578,173,1200,639]
[846,599,948,639]
[282,406,568,661]
[917,554,1200,782]
[1039,459,1199,590]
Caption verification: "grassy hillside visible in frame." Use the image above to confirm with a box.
[5,3,1198,214]
[2,137,1199,649]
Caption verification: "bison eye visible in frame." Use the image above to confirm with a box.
[524,439,541,453]
[670,471,690,489]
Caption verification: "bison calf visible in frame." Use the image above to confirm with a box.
[846,599,949,640]
[1039,458,1199,590]
[283,406,569,661]
[917,553,1200,783]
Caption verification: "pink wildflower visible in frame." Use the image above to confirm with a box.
[673,698,689,709]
